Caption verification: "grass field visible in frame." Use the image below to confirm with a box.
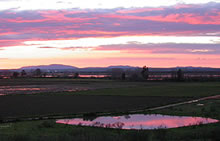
[0,79,219,119]
[1,78,220,97]
[0,99,219,141]
[0,78,220,140]
[152,99,220,119]
[0,95,186,119]
[70,82,220,97]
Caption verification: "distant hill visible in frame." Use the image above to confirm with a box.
[19,64,139,72]
[20,64,78,70]
[80,65,139,72]
[150,67,220,72]
[175,66,220,71]
[17,64,220,72]
[107,65,139,69]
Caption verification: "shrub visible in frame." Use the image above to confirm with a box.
[39,120,55,128]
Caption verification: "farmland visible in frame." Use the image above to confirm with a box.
[0,78,220,140]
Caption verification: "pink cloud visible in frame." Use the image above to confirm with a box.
[116,7,164,14]
[174,4,196,9]
[0,3,219,45]
[100,12,220,25]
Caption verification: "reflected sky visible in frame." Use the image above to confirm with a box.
[56,114,219,130]
[0,85,90,95]
[79,74,110,78]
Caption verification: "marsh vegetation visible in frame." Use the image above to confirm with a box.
[0,78,219,140]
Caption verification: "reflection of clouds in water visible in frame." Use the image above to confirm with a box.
[124,115,131,119]
[0,88,46,91]
[56,114,219,130]
[0,85,90,95]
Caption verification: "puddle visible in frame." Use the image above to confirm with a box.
[0,88,46,91]
[0,86,48,95]
[0,85,90,95]
[79,75,110,78]
[56,114,218,130]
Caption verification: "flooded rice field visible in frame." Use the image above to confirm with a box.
[0,85,90,95]
[56,114,219,130]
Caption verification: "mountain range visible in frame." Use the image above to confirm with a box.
[18,64,220,72]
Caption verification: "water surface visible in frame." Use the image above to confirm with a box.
[0,85,89,95]
[79,74,110,78]
[56,114,218,130]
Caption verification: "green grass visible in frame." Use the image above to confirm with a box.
[1,78,220,97]
[148,99,220,140]
[0,95,186,119]
[151,99,220,119]
[0,79,220,140]
[65,82,220,97]
[0,81,219,119]
[0,99,220,141]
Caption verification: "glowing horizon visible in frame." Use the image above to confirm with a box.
[0,0,220,69]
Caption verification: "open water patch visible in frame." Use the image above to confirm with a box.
[56,114,218,130]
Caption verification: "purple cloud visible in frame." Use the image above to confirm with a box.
[0,2,220,49]
[96,43,220,54]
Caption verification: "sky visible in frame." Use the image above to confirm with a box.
[0,0,220,69]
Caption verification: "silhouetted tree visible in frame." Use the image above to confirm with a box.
[12,72,19,78]
[42,72,47,77]
[141,66,149,79]
[171,70,177,80]
[21,70,27,77]
[121,72,126,80]
[74,72,79,78]
[177,69,184,81]
[111,68,123,79]
[130,73,138,81]
[34,68,41,77]
[127,68,143,81]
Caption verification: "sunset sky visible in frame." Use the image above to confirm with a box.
[0,0,220,69]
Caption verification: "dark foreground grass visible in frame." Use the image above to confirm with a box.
[0,99,220,141]
[0,95,219,140]
[149,99,220,140]
[0,95,187,119]
[0,81,219,120]
[0,80,220,140]
[151,99,220,120]
[0,100,220,141]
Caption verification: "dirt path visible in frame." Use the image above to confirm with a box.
[141,94,220,112]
